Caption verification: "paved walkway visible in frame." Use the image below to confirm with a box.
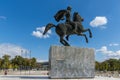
[0,75,120,80]
[0,70,48,75]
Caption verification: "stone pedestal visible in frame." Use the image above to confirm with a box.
[49,46,95,79]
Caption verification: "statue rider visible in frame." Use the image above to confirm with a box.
[54,6,77,33]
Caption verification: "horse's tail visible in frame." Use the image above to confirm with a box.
[43,23,56,35]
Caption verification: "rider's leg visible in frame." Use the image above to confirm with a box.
[71,22,77,33]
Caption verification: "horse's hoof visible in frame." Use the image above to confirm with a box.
[66,36,69,41]
[90,35,92,38]
[67,44,70,46]
[66,37,69,41]
[43,32,45,35]
[65,45,70,46]
[86,41,88,43]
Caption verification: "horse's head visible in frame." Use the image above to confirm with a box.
[73,12,84,22]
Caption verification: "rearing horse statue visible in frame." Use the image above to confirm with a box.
[43,12,92,46]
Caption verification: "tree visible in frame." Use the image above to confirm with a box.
[95,61,100,71]
[0,58,2,69]
[101,61,109,71]
[95,58,120,71]
[106,59,119,71]
[11,55,24,69]
[2,55,11,69]
[30,57,36,68]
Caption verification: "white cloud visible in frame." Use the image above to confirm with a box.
[109,43,119,46]
[32,26,51,38]
[0,16,7,20]
[96,46,120,60]
[0,43,29,58]
[96,46,113,54]
[90,16,107,28]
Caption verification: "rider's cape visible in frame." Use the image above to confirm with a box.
[54,10,67,22]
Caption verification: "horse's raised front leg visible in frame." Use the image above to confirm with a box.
[60,36,70,46]
[82,28,92,38]
[78,33,88,43]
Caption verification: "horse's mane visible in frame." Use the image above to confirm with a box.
[73,12,82,22]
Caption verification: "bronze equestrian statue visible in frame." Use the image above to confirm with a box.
[43,10,92,46]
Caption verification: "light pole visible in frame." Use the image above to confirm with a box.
[20,49,23,75]
[29,50,31,75]
[25,50,27,75]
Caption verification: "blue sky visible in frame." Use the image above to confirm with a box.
[0,0,120,62]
